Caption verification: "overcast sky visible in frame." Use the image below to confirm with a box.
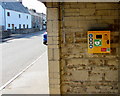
[22,0,46,14]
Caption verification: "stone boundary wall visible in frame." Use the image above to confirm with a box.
[11,28,40,34]
[0,28,40,39]
[1,30,11,39]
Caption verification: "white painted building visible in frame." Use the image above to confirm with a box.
[0,2,5,28]
[0,1,32,30]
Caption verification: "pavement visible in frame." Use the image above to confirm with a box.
[1,51,49,94]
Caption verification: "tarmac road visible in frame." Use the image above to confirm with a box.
[1,30,47,87]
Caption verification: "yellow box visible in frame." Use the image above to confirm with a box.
[88,31,110,53]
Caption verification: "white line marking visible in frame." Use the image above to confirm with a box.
[0,51,46,91]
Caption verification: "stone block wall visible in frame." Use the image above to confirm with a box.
[1,28,40,39]
[1,30,11,39]
[47,3,61,94]
[11,28,40,34]
[46,2,120,94]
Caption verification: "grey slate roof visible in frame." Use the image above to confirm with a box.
[0,1,30,14]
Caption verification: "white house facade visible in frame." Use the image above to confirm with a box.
[0,4,5,27]
[0,2,32,30]
[5,9,31,30]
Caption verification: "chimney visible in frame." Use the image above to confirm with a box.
[19,0,22,4]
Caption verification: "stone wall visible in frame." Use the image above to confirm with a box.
[118,9,120,94]
[46,2,120,94]
[11,28,40,34]
[1,28,40,39]
[1,30,11,39]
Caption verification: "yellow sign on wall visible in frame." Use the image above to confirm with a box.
[88,31,110,53]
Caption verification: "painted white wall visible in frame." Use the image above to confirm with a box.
[0,5,5,26]
[5,9,32,30]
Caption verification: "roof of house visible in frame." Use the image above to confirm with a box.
[29,9,42,17]
[29,11,40,17]
[0,1,29,14]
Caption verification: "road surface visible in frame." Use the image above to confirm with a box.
[1,30,47,87]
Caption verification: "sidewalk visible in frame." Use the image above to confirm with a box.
[1,51,49,94]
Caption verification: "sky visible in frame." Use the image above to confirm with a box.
[22,0,46,14]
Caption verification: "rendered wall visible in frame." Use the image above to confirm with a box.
[47,2,120,94]
[0,5,5,27]
[5,9,32,30]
